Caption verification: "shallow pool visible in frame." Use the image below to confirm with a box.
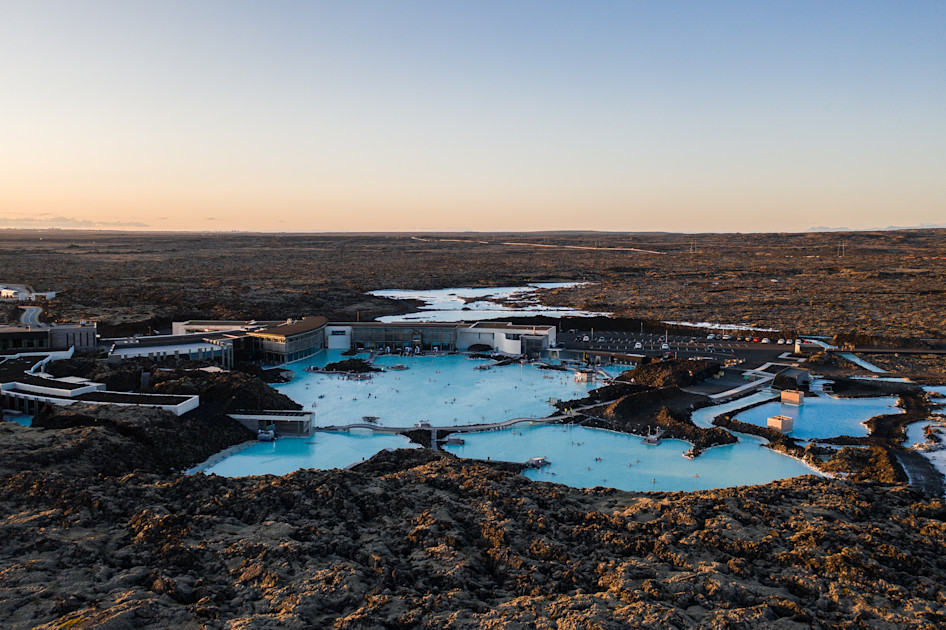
[731,396,901,440]
[443,424,816,492]
[689,392,780,428]
[3,415,32,427]
[199,431,418,477]
[277,351,603,427]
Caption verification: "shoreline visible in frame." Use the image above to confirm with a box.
[185,440,256,475]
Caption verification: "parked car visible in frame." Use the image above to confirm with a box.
[707,334,716,340]
[661,343,670,350]
[752,337,761,343]
[777,338,785,344]
[581,335,590,342]
[598,337,606,342]
[761,338,771,343]
[634,342,643,349]
[722,334,731,340]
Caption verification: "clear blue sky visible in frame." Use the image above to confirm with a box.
[1,1,944,232]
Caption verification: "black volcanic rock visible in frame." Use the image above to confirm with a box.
[148,370,301,413]
[1,421,945,628]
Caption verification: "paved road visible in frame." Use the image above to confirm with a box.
[19,306,43,326]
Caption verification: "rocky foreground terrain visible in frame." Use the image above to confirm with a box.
[2,407,946,629]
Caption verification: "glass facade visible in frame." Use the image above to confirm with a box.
[350,325,457,351]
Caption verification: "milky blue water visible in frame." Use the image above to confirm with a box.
[277,350,603,427]
[731,396,901,440]
[201,431,418,476]
[203,353,910,489]
[905,421,933,447]
[4,415,32,427]
[689,392,780,428]
[370,283,607,322]
[443,424,816,492]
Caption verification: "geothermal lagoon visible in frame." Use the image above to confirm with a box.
[199,349,834,490]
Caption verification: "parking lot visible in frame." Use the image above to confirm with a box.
[558,329,795,369]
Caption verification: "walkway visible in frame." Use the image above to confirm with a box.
[893,447,945,496]
[316,399,620,436]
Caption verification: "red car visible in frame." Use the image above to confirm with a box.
[752,337,761,343]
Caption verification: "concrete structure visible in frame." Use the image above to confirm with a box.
[1,323,97,353]
[0,365,199,417]
[781,390,804,405]
[767,415,794,433]
[170,317,557,362]
[49,322,97,351]
[228,410,314,437]
[172,320,282,335]
[778,367,811,387]
[109,332,238,368]
[247,317,327,363]
[329,321,556,356]
[0,326,50,352]
[0,284,56,301]
[457,322,556,356]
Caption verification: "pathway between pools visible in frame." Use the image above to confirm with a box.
[317,399,620,446]
[892,447,945,496]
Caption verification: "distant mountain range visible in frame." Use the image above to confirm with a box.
[806,223,946,233]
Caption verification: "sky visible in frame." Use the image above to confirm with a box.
[1,1,944,233]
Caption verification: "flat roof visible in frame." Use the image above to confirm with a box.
[467,322,556,332]
[0,327,47,336]
[0,357,37,384]
[16,374,91,390]
[78,391,193,405]
[111,342,222,357]
[112,331,239,349]
[330,321,468,329]
[179,320,283,327]
[253,316,328,338]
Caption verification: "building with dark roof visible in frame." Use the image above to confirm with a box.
[247,317,327,363]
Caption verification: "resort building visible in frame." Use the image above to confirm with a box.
[0,285,56,301]
[325,321,557,356]
[246,317,328,363]
[161,317,556,364]
[0,323,97,353]
[0,326,50,352]
[0,353,199,417]
[108,331,241,369]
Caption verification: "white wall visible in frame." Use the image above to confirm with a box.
[457,330,494,350]
[325,326,352,350]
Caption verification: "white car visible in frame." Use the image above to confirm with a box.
[661,343,670,350]
[722,335,731,340]
[634,342,643,349]
[777,338,785,344]
[785,339,794,345]
[707,334,716,340]
[761,338,771,343]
